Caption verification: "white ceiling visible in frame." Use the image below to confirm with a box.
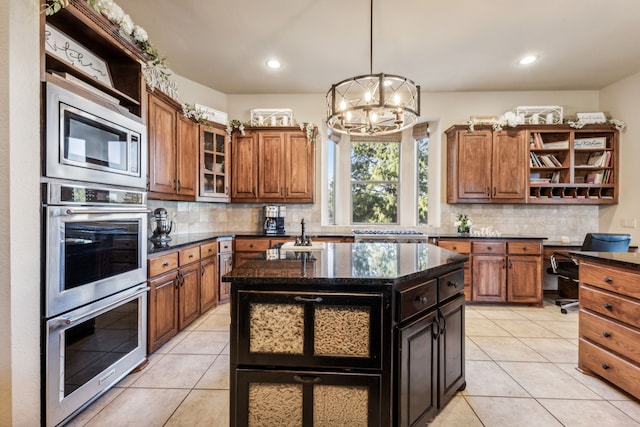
[117,0,640,95]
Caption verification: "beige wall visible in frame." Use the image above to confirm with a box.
[599,71,640,242]
[0,1,41,425]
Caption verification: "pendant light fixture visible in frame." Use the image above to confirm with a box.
[326,0,420,136]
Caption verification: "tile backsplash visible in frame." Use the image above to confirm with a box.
[149,200,597,242]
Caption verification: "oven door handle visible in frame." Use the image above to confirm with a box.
[64,208,152,215]
[50,285,150,328]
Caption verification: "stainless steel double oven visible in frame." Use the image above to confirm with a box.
[43,82,149,426]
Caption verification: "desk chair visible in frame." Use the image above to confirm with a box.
[548,233,631,314]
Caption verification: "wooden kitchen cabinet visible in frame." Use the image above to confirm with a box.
[447,126,527,203]
[177,262,200,329]
[231,127,315,203]
[438,238,543,305]
[148,241,221,353]
[446,124,620,205]
[577,258,640,400]
[148,269,179,352]
[217,237,234,304]
[199,123,230,202]
[148,90,198,200]
[200,242,218,313]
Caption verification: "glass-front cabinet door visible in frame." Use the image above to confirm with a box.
[199,123,229,202]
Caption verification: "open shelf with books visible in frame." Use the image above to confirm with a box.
[527,125,618,204]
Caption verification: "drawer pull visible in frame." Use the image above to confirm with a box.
[293,375,321,384]
[601,363,610,370]
[447,281,459,288]
[162,261,170,267]
[603,277,613,284]
[602,331,611,338]
[189,254,194,258]
[417,296,429,305]
[604,303,613,311]
[294,296,323,303]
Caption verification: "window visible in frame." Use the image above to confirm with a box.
[326,124,431,226]
[416,126,429,225]
[351,139,400,223]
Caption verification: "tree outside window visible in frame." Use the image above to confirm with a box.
[351,141,400,223]
[417,135,429,225]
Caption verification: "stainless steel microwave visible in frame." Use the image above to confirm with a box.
[45,82,147,189]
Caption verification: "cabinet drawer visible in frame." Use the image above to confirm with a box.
[580,262,640,300]
[149,252,178,277]
[438,240,471,253]
[397,279,437,322]
[508,241,541,255]
[439,270,465,302]
[200,241,217,258]
[237,291,383,370]
[580,309,640,364]
[579,338,640,400]
[235,238,270,252]
[218,238,233,253]
[179,246,201,265]
[472,241,506,254]
[580,285,640,328]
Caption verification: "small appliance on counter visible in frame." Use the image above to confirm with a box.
[150,207,173,241]
[263,205,286,235]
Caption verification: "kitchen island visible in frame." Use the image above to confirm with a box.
[223,242,468,427]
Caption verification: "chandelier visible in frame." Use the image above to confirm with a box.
[326,0,420,136]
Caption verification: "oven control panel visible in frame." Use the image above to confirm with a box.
[45,181,146,206]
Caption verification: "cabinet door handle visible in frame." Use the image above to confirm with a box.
[503,259,506,269]
[604,303,613,311]
[439,312,447,335]
[603,277,613,284]
[294,296,323,303]
[293,375,321,384]
[509,260,513,269]
[493,187,496,197]
[486,187,490,197]
[602,331,611,338]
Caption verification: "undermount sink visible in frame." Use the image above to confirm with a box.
[280,241,327,251]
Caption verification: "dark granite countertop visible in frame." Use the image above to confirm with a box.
[147,231,353,255]
[223,242,468,285]
[148,232,234,255]
[434,234,547,240]
[570,251,640,270]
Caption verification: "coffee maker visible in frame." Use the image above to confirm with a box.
[150,207,173,241]
[263,205,286,235]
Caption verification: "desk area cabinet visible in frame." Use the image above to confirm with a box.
[446,124,620,205]
[575,253,640,400]
[437,237,543,305]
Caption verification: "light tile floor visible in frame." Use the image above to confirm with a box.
[68,301,640,426]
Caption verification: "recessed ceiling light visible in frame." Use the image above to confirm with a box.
[519,55,538,65]
[266,59,281,69]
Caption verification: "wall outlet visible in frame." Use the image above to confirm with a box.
[622,218,637,228]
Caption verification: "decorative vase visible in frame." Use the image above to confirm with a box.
[457,226,470,236]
